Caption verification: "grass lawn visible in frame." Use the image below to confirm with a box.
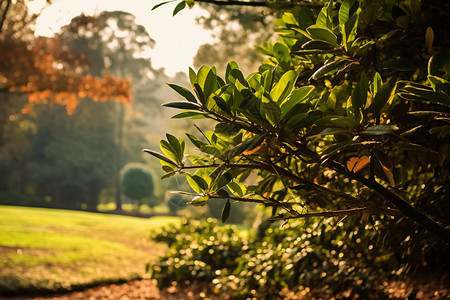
[0,205,180,296]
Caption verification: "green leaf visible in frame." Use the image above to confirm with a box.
[189,195,210,206]
[428,49,450,80]
[394,141,438,153]
[261,98,281,127]
[203,69,218,102]
[376,29,401,46]
[186,173,208,193]
[368,82,395,114]
[163,102,201,110]
[428,75,450,96]
[330,116,356,128]
[360,124,398,135]
[213,96,232,116]
[227,182,245,197]
[142,149,177,167]
[229,134,266,157]
[214,123,240,143]
[193,83,205,104]
[173,1,186,16]
[270,70,298,104]
[306,25,338,45]
[301,39,338,50]
[151,0,176,10]
[225,61,240,84]
[342,7,360,48]
[189,67,197,86]
[215,172,233,191]
[221,199,231,223]
[166,134,184,161]
[160,140,179,163]
[339,0,357,28]
[350,72,368,120]
[186,133,206,148]
[309,59,348,80]
[172,111,207,119]
[273,43,291,69]
[401,86,450,106]
[280,86,315,119]
[200,145,222,157]
[167,84,197,103]
[316,0,334,30]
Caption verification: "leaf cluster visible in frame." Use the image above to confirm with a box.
[145,0,450,243]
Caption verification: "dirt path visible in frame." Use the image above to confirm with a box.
[3,276,449,300]
[6,279,210,300]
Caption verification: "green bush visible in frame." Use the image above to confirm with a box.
[150,217,409,297]
[149,218,245,290]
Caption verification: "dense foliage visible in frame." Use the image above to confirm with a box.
[150,217,447,298]
[146,0,450,241]
[146,0,450,296]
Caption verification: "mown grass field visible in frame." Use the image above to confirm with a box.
[0,205,180,296]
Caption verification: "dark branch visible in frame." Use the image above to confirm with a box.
[283,206,401,220]
[195,0,267,7]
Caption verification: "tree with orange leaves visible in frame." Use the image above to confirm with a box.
[0,0,132,115]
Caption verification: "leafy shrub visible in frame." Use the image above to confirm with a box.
[149,218,246,290]
[150,217,418,298]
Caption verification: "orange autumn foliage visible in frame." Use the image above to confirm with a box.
[0,35,132,114]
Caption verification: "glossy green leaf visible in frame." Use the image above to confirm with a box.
[188,67,197,86]
[316,0,334,30]
[273,43,291,68]
[342,7,360,48]
[301,39,338,50]
[151,0,176,10]
[171,111,207,119]
[200,145,222,157]
[186,133,206,148]
[221,199,231,223]
[309,59,348,80]
[189,195,209,206]
[394,141,438,153]
[173,1,186,16]
[214,123,240,142]
[270,70,298,104]
[376,29,401,46]
[229,134,266,157]
[227,182,245,197]
[368,82,394,114]
[163,102,201,110]
[330,116,356,128]
[428,75,450,96]
[167,84,197,103]
[142,149,177,167]
[160,140,179,163]
[280,86,315,119]
[339,0,357,28]
[186,173,208,193]
[360,124,398,135]
[306,25,338,45]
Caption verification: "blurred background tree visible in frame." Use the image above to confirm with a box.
[120,164,155,213]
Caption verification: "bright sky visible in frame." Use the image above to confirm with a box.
[27,0,214,77]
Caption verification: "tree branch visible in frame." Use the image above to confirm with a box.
[290,141,450,244]
[195,0,267,7]
[283,206,401,220]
